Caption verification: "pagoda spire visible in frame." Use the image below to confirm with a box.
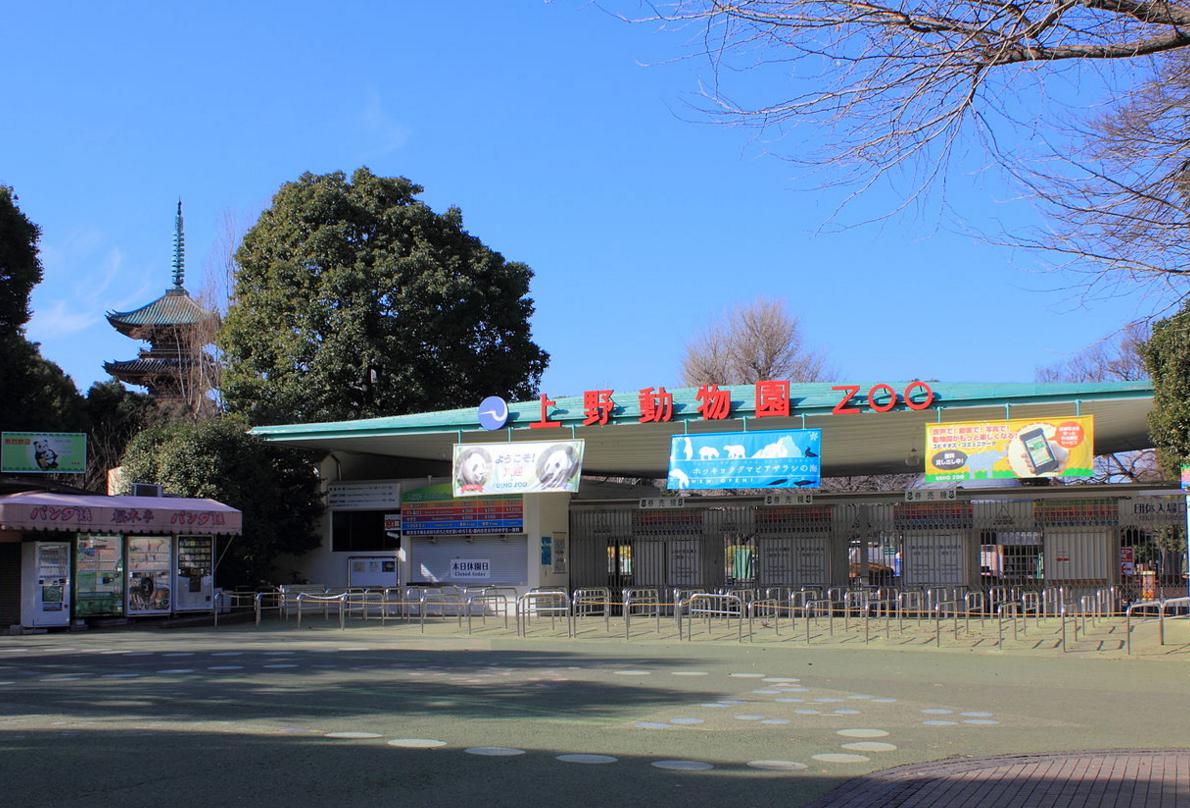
[171,199,185,288]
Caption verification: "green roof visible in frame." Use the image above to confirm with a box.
[251,381,1154,442]
[106,287,216,335]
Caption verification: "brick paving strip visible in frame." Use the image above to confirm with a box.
[807,750,1190,808]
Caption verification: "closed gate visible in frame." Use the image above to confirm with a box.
[757,536,829,588]
[902,533,967,587]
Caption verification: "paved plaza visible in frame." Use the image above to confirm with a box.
[2,621,1188,807]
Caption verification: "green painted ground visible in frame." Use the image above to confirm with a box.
[1,618,1188,808]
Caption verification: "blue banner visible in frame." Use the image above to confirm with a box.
[666,430,822,490]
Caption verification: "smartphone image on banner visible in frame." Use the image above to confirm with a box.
[1019,427,1060,475]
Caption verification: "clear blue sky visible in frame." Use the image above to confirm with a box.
[3,2,1159,401]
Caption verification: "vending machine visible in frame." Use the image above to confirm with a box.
[20,541,71,628]
[127,536,172,615]
[75,535,124,617]
[173,535,214,611]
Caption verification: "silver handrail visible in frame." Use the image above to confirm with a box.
[295,592,347,629]
[997,602,1021,649]
[516,591,573,638]
[1125,599,1163,655]
[1158,596,1190,646]
[679,593,743,643]
[623,588,661,640]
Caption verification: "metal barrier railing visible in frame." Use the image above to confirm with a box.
[747,598,783,638]
[1159,596,1190,646]
[934,600,959,647]
[623,588,662,640]
[516,591,573,638]
[864,599,892,643]
[295,592,347,629]
[1126,599,1163,655]
[573,587,611,633]
[679,593,743,643]
[997,602,1021,649]
[465,592,511,634]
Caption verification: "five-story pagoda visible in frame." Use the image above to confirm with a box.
[103,202,218,406]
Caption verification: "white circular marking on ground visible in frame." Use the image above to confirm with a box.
[264,664,298,669]
[0,648,28,653]
[0,681,15,685]
[635,722,671,730]
[263,651,294,656]
[847,695,874,700]
[747,760,808,771]
[842,741,897,752]
[163,653,194,657]
[813,753,870,764]
[158,669,194,675]
[325,731,382,739]
[42,676,79,682]
[729,673,765,679]
[734,714,765,721]
[211,652,242,657]
[753,689,781,695]
[651,760,714,771]
[762,677,799,683]
[814,697,844,703]
[671,671,709,677]
[837,728,889,738]
[963,719,1000,726]
[124,651,153,656]
[101,673,140,679]
[922,720,959,727]
[613,670,650,676]
[340,647,370,652]
[557,754,617,764]
[719,699,744,705]
[872,697,897,703]
[921,708,953,715]
[465,746,525,756]
[698,703,729,709]
[795,709,821,715]
[833,709,862,716]
[961,711,993,717]
[776,697,804,703]
[670,717,704,725]
[760,718,790,726]
[387,738,447,748]
[208,665,243,671]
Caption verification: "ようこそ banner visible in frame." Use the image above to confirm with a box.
[452,440,585,497]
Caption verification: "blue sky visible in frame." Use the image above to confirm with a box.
[2,2,1160,402]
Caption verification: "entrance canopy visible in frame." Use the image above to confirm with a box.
[251,381,1154,478]
[0,492,242,535]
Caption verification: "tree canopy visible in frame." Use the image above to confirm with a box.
[119,417,321,586]
[1142,308,1190,475]
[639,3,1190,301]
[219,167,549,425]
[0,185,42,336]
[682,297,827,385]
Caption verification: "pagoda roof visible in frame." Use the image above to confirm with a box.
[103,357,187,379]
[106,287,216,336]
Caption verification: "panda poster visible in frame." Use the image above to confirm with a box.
[667,430,822,490]
[1,432,87,474]
[453,440,585,497]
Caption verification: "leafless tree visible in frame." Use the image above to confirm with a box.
[632,2,1190,301]
[682,296,828,384]
[1036,321,1162,482]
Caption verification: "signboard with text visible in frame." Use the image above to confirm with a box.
[2,432,86,474]
[925,417,1093,483]
[666,430,821,490]
[453,441,584,496]
[401,483,523,536]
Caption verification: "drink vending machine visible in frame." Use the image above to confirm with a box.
[20,541,71,628]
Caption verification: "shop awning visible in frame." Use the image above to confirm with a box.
[0,492,242,535]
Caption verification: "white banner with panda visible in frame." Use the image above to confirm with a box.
[452,440,585,497]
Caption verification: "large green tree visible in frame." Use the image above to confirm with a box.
[220,167,549,425]
[1143,309,1190,475]
[119,417,321,586]
[0,185,42,336]
[0,187,87,436]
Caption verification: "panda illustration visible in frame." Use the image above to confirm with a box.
[536,444,580,489]
[455,446,493,491]
[33,440,59,470]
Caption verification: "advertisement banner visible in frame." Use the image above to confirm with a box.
[2,432,87,474]
[452,441,584,497]
[666,430,822,490]
[925,416,1094,483]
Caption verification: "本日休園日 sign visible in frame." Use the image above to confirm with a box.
[925,416,1094,483]
[452,441,585,497]
[666,430,822,490]
[449,559,491,579]
[1,432,87,474]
